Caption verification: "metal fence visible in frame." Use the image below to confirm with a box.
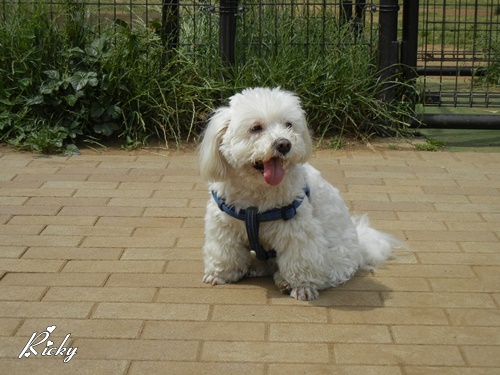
[416,0,500,108]
[3,0,500,128]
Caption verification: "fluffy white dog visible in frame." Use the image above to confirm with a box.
[199,87,401,300]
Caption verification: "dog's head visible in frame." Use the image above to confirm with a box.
[199,87,312,186]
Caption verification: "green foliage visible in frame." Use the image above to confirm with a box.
[414,138,446,151]
[478,45,500,86]
[0,1,415,153]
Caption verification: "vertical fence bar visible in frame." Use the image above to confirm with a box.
[219,0,238,66]
[161,0,179,66]
[401,0,418,82]
[353,0,365,37]
[340,1,353,25]
[377,0,400,104]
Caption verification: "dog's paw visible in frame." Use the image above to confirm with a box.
[202,274,228,286]
[290,286,319,301]
[277,280,292,294]
[203,269,245,286]
[273,271,292,294]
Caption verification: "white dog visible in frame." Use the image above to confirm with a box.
[199,87,401,300]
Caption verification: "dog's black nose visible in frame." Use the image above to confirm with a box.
[275,138,292,156]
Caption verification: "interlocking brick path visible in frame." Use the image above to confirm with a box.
[0,147,499,374]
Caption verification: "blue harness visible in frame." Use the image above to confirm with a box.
[211,186,310,261]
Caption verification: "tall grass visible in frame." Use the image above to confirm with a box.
[0,1,415,153]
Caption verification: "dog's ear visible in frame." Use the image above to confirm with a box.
[199,107,231,182]
[299,114,313,163]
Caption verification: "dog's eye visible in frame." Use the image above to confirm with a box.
[250,124,263,133]
[285,122,293,129]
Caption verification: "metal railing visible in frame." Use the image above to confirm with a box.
[3,0,500,128]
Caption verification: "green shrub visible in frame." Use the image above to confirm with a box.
[0,1,415,153]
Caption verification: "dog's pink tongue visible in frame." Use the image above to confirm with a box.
[263,158,285,186]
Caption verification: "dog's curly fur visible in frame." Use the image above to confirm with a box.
[199,87,401,300]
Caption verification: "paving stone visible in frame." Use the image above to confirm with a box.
[0,272,108,286]
[462,346,500,367]
[338,276,430,292]
[0,301,93,318]
[95,216,183,228]
[58,206,144,217]
[73,338,198,361]
[44,287,156,302]
[446,308,500,326]
[328,307,449,325]
[392,325,500,345]
[105,273,203,288]
[269,290,384,307]
[202,341,330,363]
[128,361,265,375]
[0,318,22,336]
[156,287,267,305]
[211,305,328,323]
[0,286,47,301]
[404,367,500,375]
[80,236,175,248]
[376,264,476,278]
[0,196,29,206]
[334,343,465,366]
[17,318,143,339]
[0,246,27,258]
[418,252,500,265]
[0,359,128,375]
[429,277,499,293]
[0,234,82,247]
[0,206,61,216]
[382,292,495,308]
[142,321,266,341]
[74,188,152,197]
[23,247,123,260]
[7,215,97,226]
[61,260,165,273]
[0,259,65,273]
[92,302,209,321]
[107,197,189,207]
[26,197,109,206]
[272,364,403,375]
[0,224,44,235]
[269,323,392,343]
[121,248,200,260]
[41,225,134,237]
[1,148,499,374]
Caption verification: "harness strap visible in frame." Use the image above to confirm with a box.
[212,186,309,261]
[245,207,275,261]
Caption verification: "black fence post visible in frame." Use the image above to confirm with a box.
[340,1,353,25]
[401,0,419,82]
[161,0,179,66]
[377,0,400,103]
[353,1,365,36]
[219,0,238,66]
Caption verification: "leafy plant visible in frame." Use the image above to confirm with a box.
[414,137,445,151]
[0,1,416,153]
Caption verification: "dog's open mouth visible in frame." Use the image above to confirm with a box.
[253,157,286,186]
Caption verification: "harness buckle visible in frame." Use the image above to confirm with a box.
[281,203,296,221]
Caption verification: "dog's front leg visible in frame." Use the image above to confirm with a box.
[273,241,324,301]
[202,244,250,285]
[202,242,251,285]
[202,214,251,286]
[274,270,320,301]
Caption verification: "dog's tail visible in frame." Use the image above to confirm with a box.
[353,214,405,270]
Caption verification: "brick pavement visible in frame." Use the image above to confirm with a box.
[0,146,499,374]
